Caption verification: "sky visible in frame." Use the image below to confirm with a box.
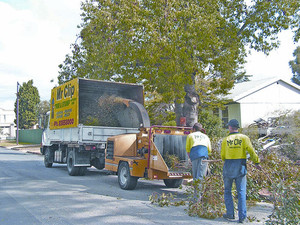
[0,0,299,110]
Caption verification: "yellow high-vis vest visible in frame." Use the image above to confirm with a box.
[221,133,260,164]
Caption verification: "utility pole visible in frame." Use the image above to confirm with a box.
[16,82,20,145]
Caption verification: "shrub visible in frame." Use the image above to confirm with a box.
[198,109,226,138]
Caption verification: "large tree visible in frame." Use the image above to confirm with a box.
[37,100,50,128]
[14,80,40,129]
[289,46,300,85]
[59,0,300,126]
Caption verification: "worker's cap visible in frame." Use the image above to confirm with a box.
[227,119,239,128]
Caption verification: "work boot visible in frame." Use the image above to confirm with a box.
[223,214,235,220]
[239,217,247,223]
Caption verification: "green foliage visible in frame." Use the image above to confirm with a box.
[162,120,177,126]
[163,153,191,173]
[164,153,180,170]
[150,149,226,219]
[198,109,227,138]
[289,46,300,85]
[84,116,99,126]
[14,80,40,129]
[149,134,300,222]
[186,178,225,219]
[37,100,50,129]
[186,151,225,219]
[149,192,185,207]
[250,150,300,225]
[244,127,300,224]
[266,181,300,225]
[277,110,300,161]
[80,96,128,127]
[280,134,300,161]
[145,92,176,125]
[240,127,261,151]
[58,0,300,118]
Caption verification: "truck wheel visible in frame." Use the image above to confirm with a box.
[67,150,80,176]
[118,162,138,190]
[163,179,183,188]
[44,147,53,168]
[78,167,87,176]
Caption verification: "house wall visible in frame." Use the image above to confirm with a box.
[237,81,300,127]
[228,103,241,125]
[0,108,16,138]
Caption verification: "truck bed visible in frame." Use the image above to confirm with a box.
[45,124,140,145]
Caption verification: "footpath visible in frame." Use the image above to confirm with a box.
[1,144,42,155]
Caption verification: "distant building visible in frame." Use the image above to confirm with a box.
[0,108,15,139]
[216,78,300,127]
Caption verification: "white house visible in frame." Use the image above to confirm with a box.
[0,108,15,139]
[218,78,300,127]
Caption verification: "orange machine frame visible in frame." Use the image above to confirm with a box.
[105,126,193,180]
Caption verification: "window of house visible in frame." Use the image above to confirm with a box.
[222,106,228,128]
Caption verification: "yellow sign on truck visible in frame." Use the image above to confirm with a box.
[50,79,79,129]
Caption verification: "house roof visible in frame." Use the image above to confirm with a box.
[226,77,300,102]
[0,108,14,113]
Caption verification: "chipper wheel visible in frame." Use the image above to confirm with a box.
[118,162,138,190]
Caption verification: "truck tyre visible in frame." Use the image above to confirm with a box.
[78,167,87,176]
[44,147,53,168]
[118,162,138,190]
[67,149,80,176]
[163,179,183,188]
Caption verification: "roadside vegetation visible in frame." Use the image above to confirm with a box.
[0,140,16,147]
[150,111,300,225]
[0,140,34,147]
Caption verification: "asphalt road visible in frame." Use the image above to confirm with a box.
[0,147,273,225]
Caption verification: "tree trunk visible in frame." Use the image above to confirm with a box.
[175,84,200,127]
[174,100,183,126]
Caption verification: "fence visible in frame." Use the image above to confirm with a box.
[19,129,43,144]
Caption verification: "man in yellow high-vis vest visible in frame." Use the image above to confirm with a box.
[221,119,261,224]
[186,123,211,201]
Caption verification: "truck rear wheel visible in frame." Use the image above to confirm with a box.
[163,179,183,188]
[67,149,80,176]
[78,167,87,176]
[44,147,53,168]
[118,162,138,190]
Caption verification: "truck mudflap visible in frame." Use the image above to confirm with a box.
[74,150,90,166]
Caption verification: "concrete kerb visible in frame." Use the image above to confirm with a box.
[3,144,42,155]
